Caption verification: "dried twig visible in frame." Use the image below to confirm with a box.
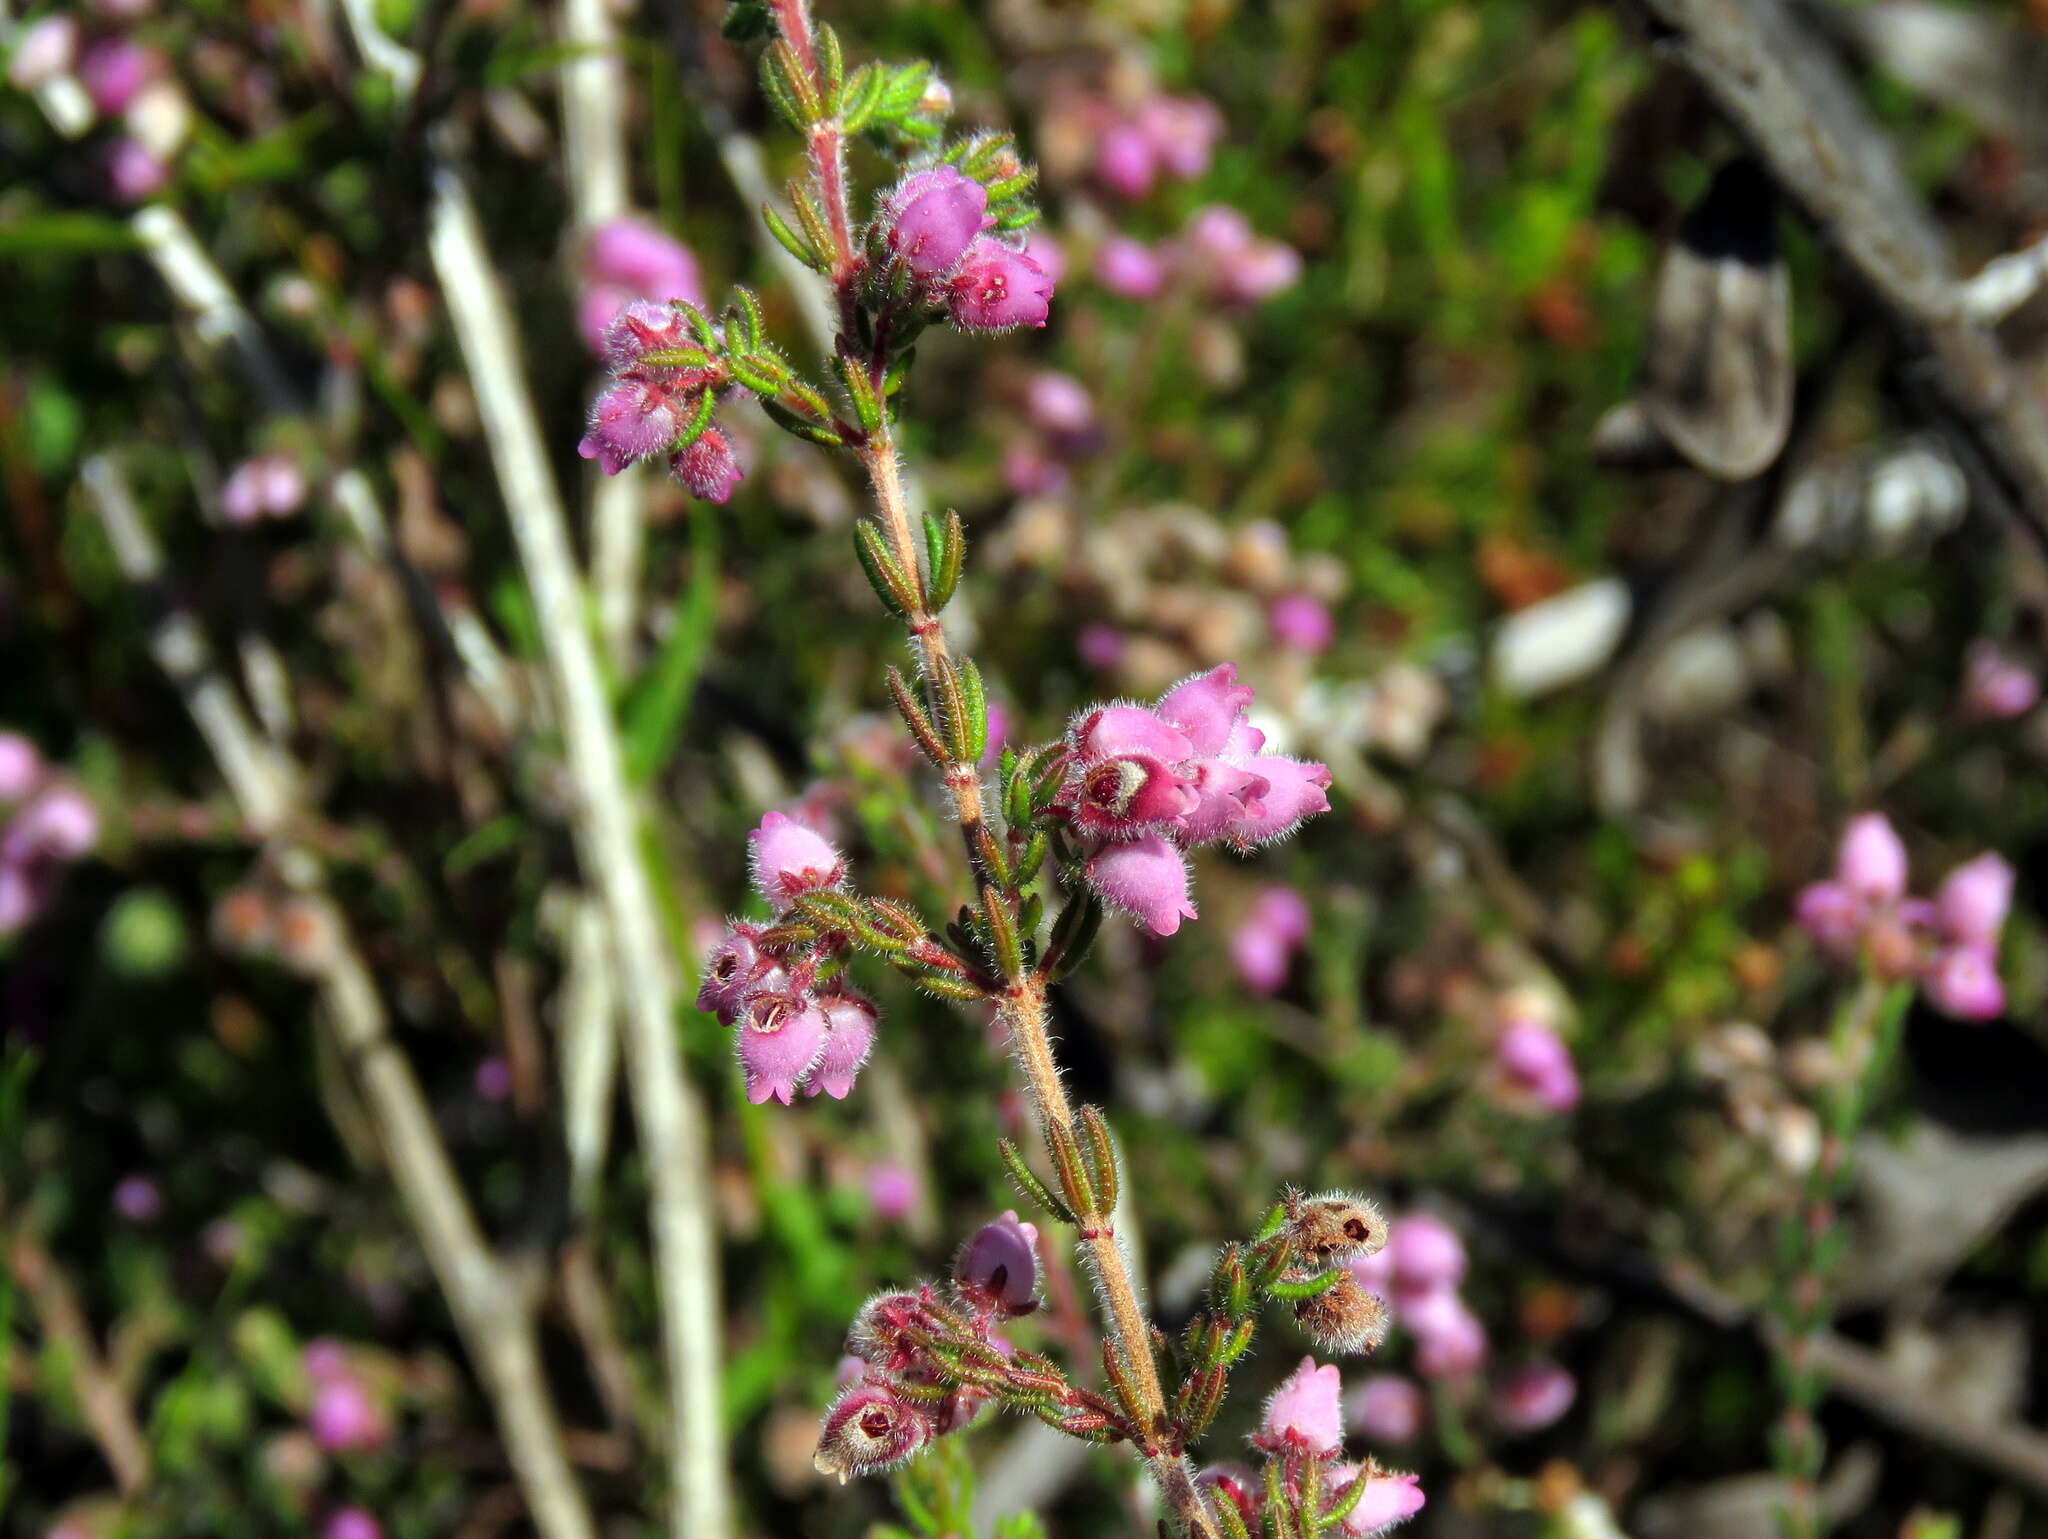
[81,456,598,1539]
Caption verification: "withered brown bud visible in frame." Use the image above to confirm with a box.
[1291,1269,1389,1356]
[1285,1190,1389,1265]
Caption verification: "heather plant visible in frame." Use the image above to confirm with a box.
[576,4,1403,1530]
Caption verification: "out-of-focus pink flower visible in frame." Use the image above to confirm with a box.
[474,1056,513,1101]
[0,733,43,803]
[1024,371,1094,437]
[1231,885,1312,994]
[1491,1361,1575,1434]
[309,1376,386,1453]
[323,1510,383,1539]
[1095,121,1158,199]
[78,37,157,115]
[1403,1289,1487,1380]
[106,138,170,203]
[1077,623,1127,671]
[1094,235,1166,300]
[1346,1373,1426,1444]
[113,1174,162,1222]
[1002,441,1069,497]
[1269,592,1335,654]
[578,217,704,355]
[949,239,1055,331]
[1138,95,1224,181]
[748,810,845,912]
[1255,1356,1345,1454]
[1937,853,2014,951]
[1923,945,2004,1021]
[1961,640,2039,722]
[1328,1466,1426,1536]
[1181,206,1301,304]
[9,785,98,860]
[1837,812,1908,903]
[8,15,78,90]
[1023,233,1066,284]
[1387,1214,1466,1296]
[864,1161,920,1222]
[1494,1020,1580,1113]
[222,455,307,523]
[1794,880,1863,959]
[303,1339,351,1384]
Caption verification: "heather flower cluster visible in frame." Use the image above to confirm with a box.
[695,812,879,1104]
[1077,91,1224,201]
[1056,665,1332,936]
[1196,1357,1424,1538]
[576,299,745,503]
[1795,812,2013,1019]
[0,733,98,934]
[875,164,1055,332]
[814,1213,1042,1482]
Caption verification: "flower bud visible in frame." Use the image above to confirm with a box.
[599,299,692,371]
[954,1211,1041,1316]
[747,811,845,911]
[1291,1269,1387,1355]
[670,425,744,505]
[881,166,990,281]
[1286,1192,1389,1265]
[1196,1465,1261,1527]
[948,239,1055,331]
[1491,1361,1575,1435]
[1936,853,2013,950]
[1346,1374,1425,1444]
[814,1376,934,1483]
[848,1289,944,1373]
[1254,1355,1344,1454]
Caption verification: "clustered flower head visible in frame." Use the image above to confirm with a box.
[695,812,879,1103]
[0,732,98,934]
[1795,812,2014,1020]
[16,9,189,205]
[1084,91,1223,200]
[873,163,1056,332]
[1056,665,1332,936]
[814,1213,1041,1483]
[577,300,744,503]
[1198,1356,1424,1537]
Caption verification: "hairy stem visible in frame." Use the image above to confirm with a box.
[855,425,1219,1539]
